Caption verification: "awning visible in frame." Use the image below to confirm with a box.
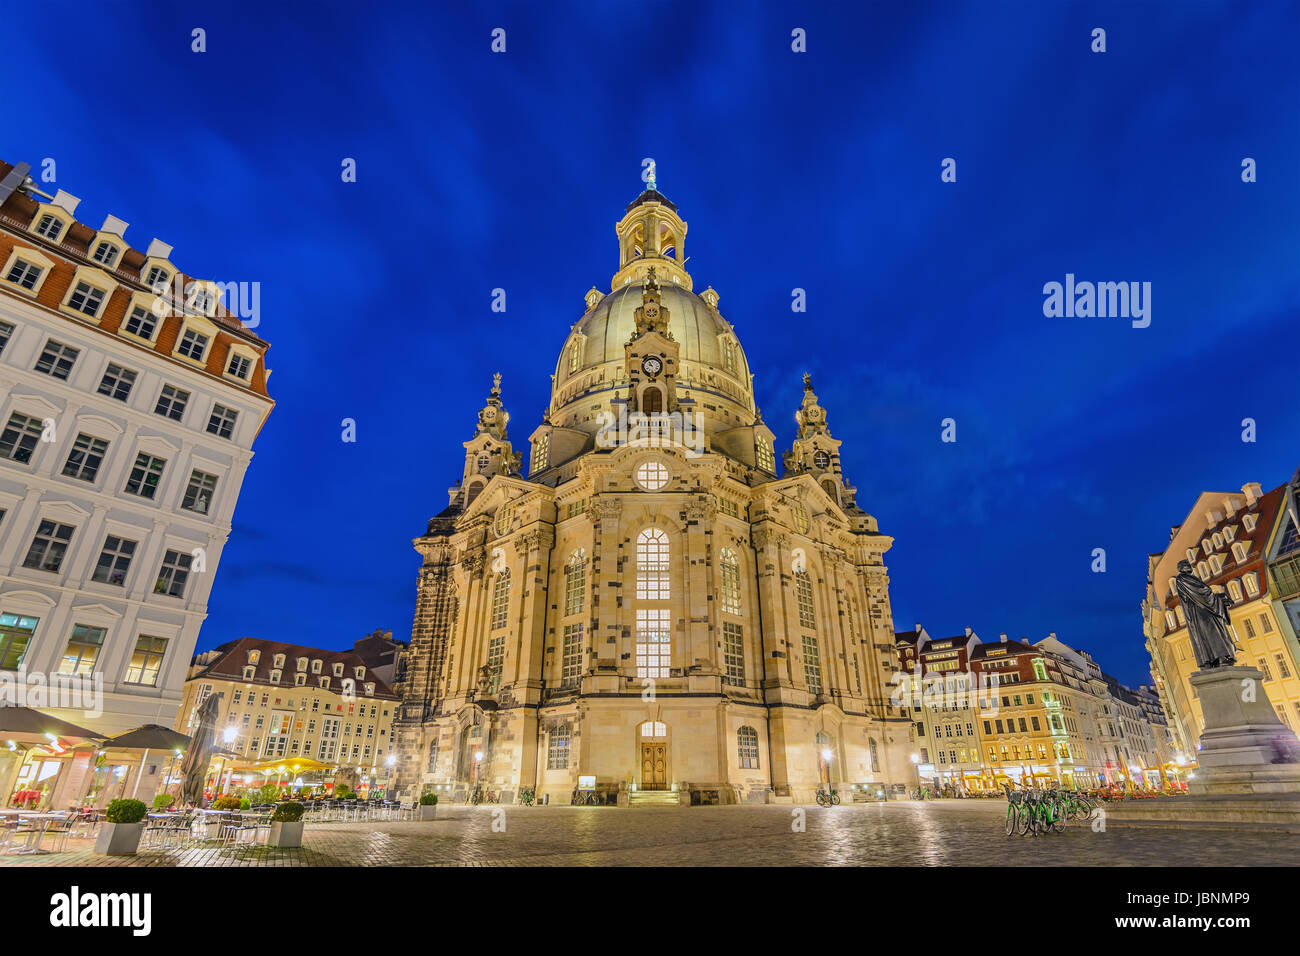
[100,723,192,752]
[0,706,105,743]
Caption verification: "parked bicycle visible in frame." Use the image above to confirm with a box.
[1002,784,1098,836]
[518,788,535,806]
[572,788,600,806]
[815,787,841,807]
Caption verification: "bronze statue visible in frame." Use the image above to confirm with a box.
[1173,559,1238,668]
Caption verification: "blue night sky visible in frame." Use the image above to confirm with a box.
[7,1,1297,687]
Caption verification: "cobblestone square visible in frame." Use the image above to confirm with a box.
[3,801,1297,867]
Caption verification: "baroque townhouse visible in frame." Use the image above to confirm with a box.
[177,638,400,792]
[1144,481,1300,750]
[0,160,272,806]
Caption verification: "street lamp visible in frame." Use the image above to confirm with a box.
[214,725,237,796]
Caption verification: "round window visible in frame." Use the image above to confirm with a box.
[635,460,670,491]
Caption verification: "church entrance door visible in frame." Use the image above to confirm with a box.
[641,743,667,790]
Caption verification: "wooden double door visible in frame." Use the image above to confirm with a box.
[640,742,668,790]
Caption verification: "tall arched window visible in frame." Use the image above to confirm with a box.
[491,568,511,629]
[869,737,880,773]
[636,528,670,600]
[795,569,816,629]
[568,341,581,374]
[755,436,775,473]
[565,550,587,616]
[531,434,549,473]
[719,548,741,615]
[427,738,439,773]
[737,726,759,769]
[547,725,571,769]
[642,385,663,415]
[722,338,735,373]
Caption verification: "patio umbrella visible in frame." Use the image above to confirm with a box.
[178,693,223,807]
[101,724,193,802]
[0,706,105,742]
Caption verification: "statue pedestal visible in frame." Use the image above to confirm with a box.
[1189,665,1300,795]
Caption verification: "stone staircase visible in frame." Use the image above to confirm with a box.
[628,789,681,807]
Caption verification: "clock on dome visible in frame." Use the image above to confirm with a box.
[641,355,663,378]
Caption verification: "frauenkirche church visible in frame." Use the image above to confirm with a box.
[395,169,912,805]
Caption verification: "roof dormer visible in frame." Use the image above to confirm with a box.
[185,279,221,317]
[222,341,259,385]
[27,191,79,244]
[141,239,175,293]
[89,215,129,270]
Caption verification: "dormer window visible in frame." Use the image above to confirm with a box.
[1232,542,1248,564]
[177,328,209,361]
[1197,561,1209,580]
[34,213,65,241]
[1185,548,1197,563]
[1209,555,1223,575]
[269,668,282,683]
[187,285,216,315]
[227,353,251,379]
[145,265,170,290]
[311,659,322,674]
[318,676,329,688]
[1244,573,1260,598]
[364,683,375,697]
[1243,514,1258,533]
[1228,580,1243,603]
[294,673,306,686]
[273,654,285,668]
[1202,540,1212,556]
[1212,533,1223,549]
[4,258,44,292]
[332,663,344,677]
[92,241,121,268]
[354,666,366,680]
[242,665,255,680]
[248,649,261,664]
[1224,525,1237,542]
[297,657,308,671]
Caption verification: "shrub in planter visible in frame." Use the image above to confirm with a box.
[152,793,175,810]
[268,801,305,848]
[96,799,148,856]
[239,798,251,810]
[418,792,438,820]
[211,796,242,811]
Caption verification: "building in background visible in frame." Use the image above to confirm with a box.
[177,637,400,796]
[0,160,273,808]
[1144,480,1300,752]
[352,628,409,698]
[895,626,1181,792]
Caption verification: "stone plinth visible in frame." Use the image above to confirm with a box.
[1189,665,1300,795]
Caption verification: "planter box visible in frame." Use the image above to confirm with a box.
[94,822,144,856]
[418,804,438,821]
[268,821,304,848]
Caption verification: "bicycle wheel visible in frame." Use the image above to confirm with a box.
[815,792,828,807]
[1004,804,1017,836]
[1018,805,1034,835]
[831,792,841,806]
[1050,807,1066,833]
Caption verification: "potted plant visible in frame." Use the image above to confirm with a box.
[418,792,438,820]
[152,793,175,811]
[206,795,242,839]
[268,801,305,848]
[95,799,148,855]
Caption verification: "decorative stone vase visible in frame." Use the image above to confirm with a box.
[268,821,304,848]
[94,822,144,856]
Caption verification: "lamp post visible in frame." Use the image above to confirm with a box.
[214,725,237,796]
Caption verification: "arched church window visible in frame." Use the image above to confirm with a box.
[813,450,830,470]
[791,503,810,535]
[466,479,484,505]
[568,341,581,375]
[869,737,880,773]
[491,568,511,629]
[821,478,838,502]
[719,548,741,615]
[796,569,816,629]
[642,385,663,415]
[755,436,775,473]
[495,501,514,536]
[547,725,571,769]
[640,721,667,738]
[636,528,670,600]
[531,433,549,474]
[737,726,760,769]
[565,550,587,616]
[427,739,439,773]
[722,338,735,373]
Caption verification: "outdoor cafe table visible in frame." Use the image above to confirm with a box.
[3,811,67,854]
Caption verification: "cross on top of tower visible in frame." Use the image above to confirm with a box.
[646,159,657,193]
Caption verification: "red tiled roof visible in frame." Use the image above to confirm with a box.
[192,637,400,700]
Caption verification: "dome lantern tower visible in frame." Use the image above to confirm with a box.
[611,161,692,292]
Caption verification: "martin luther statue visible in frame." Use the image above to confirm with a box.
[1173,559,1238,669]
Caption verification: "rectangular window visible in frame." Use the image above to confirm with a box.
[0,613,39,670]
[1261,614,1274,634]
[66,282,106,318]
[91,535,137,586]
[5,259,43,290]
[61,433,109,482]
[635,608,671,678]
[207,404,238,439]
[154,549,191,598]
[181,469,219,515]
[96,363,137,401]
[723,621,745,686]
[1030,715,1041,731]
[34,339,79,379]
[177,328,208,361]
[486,634,505,692]
[1276,654,1292,680]
[1,412,45,464]
[226,353,252,379]
[0,320,12,354]
[1243,617,1257,639]
[124,634,168,685]
[124,452,166,499]
[561,623,583,688]
[22,520,75,573]
[547,727,570,770]
[802,635,823,695]
[154,384,190,421]
[122,305,158,339]
[58,624,106,676]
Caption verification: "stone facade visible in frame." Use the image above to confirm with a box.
[395,177,913,805]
